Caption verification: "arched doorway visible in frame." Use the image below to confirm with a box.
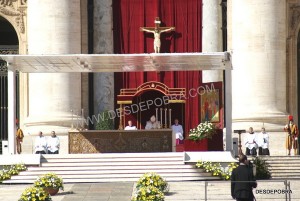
[0,16,19,154]
[117,81,186,130]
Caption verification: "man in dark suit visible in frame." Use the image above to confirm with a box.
[231,155,257,201]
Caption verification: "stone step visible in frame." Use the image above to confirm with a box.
[271,176,300,179]
[4,152,218,184]
[3,176,220,184]
[11,171,212,180]
[269,166,300,169]
[40,161,184,167]
[19,168,204,175]
[40,157,183,163]
[266,160,300,166]
[268,163,300,167]
[26,164,196,171]
[269,169,300,173]
[270,172,300,176]
[42,152,184,159]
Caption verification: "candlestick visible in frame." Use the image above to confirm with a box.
[81,108,84,130]
[71,109,73,129]
[119,106,123,130]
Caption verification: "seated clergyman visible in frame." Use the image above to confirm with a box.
[145,115,161,129]
[124,120,138,130]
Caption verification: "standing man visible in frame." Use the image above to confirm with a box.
[284,115,298,155]
[171,118,184,144]
[34,131,47,154]
[47,131,60,154]
[231,155,257,201]
[16,124,24,154]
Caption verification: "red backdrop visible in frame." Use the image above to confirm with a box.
[113,0,204,134]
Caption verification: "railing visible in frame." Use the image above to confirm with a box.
[0,45,19,55]
[203,180,292,201]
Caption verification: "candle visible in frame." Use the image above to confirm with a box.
[164,108,167,128]
[169,109,172,128]
[160,108,163,126]
[156,108,158,122]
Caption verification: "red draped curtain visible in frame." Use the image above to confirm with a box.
[113,0,202,133]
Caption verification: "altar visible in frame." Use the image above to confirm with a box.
[68,129,173,154]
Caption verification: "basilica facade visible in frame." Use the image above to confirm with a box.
[0,0,299,155]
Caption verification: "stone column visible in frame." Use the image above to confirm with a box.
[93,0,114,127]
[26,0,82,151]
[202,0,223,83]
[8,70,16,154]
[230,0,287,130]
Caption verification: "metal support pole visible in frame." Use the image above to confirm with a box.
[284,180,288,201]
[204,181,207,201]
[287,181,291,201]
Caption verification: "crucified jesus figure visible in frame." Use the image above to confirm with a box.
[140,17,175,53]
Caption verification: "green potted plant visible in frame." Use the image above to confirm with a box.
[253,157,271,179]
[131,185,165,201]
[19,186,52,201]
[135,172,169,192]
[132,172,169,201]
[34,173,64,196]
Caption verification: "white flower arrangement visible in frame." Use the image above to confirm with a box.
[188,121,216,141]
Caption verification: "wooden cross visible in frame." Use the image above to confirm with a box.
[140,17,175,53]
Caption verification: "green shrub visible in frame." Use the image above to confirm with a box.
[95,110,114,130]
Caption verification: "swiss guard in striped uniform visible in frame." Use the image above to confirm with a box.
[284,115,298,155]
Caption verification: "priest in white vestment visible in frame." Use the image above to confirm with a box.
[47,131,60,154]
[171,118,184,144]
[34,131,47,154]
[256,127,270,155]
[145,115,160,129]
[244,127,258,156]
[124,120,138,130]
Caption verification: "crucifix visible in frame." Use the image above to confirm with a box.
[140,17,175,53]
